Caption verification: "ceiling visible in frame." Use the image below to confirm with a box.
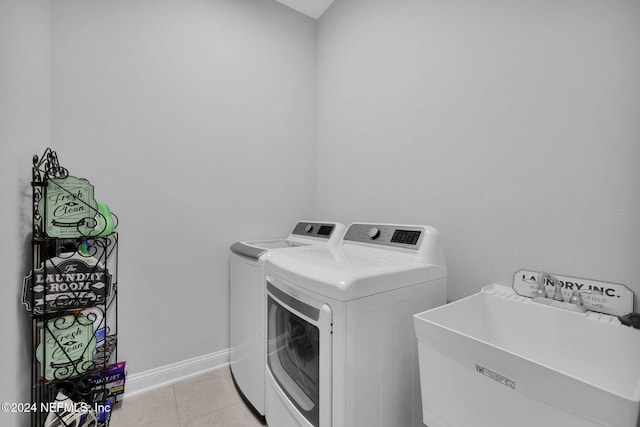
[274,0,336,19]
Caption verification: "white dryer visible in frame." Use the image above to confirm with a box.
[264,223,447,427]
[229,221,345,421]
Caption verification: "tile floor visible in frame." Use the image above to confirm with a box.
[109,367,265,427]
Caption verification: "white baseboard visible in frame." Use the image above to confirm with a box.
[123,348,229,398]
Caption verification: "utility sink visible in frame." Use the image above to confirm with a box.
[414,285,640,427]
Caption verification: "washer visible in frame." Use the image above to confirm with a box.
[264,223,447,427]
[229,221,345,422]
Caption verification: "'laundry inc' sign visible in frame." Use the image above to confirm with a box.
[513,269,633,317]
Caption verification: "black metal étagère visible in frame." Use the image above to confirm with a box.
[28,148,119,427]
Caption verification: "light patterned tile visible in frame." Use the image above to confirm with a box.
[107,367,265,427]
[174,367,245,425]
[109,384,179,427]
[183,402,265,427]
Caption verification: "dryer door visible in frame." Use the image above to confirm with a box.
[266,278,332,427]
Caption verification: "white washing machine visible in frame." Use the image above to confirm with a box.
[229,221,345,422]
[264,223,447,427]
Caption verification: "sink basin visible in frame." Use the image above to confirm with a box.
[414,284,640,427]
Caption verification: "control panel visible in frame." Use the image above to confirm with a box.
[343,223,425,249]
[291,222,336,239]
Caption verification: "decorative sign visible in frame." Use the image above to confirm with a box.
[22,253,111,315]
[513,269,634,317]
[38,176,97,238]
[36,314,97,380]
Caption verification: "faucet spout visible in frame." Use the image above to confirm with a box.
[540,273,564,301]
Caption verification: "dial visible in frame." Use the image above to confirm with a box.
[368,227,381,240]
[304,224,314,233]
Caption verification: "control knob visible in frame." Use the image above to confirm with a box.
[368,227,381,240]
[304,224,314,233]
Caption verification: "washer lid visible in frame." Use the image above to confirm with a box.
[265,246,447,301]
[230,221,346,260]
[230,239,310,260]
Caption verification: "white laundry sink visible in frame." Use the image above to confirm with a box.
[413,284,640,427]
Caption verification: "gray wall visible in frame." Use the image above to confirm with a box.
[0,0,51,425]
[1,1,316,421]
[50,0,317,373]
[316,0,640,305]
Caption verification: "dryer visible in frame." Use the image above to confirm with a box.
[264,223,447,427]
[229,221,345,422]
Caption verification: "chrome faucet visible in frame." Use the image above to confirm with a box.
[532,273,595,313]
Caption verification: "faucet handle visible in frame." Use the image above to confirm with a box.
[533,279,547,297]
[577,289,603,295]
[569,290,584,307]
[569,289,603,308]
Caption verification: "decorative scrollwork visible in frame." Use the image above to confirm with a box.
[33,148,69,237]
[33,148,68,182]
